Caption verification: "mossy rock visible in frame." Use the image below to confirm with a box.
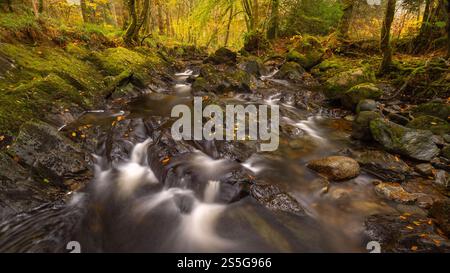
[274,62,306,82]
[407,115,450,136]
[192,64,251,94]
[352,111,382,141]
[412,102,450,121]
[286,50,323,70]
[243,31,269,54]
[323,68,376,100]
[370,118,440,161]
[204,47,237,65]
[342,83,382,110]
[356,99,377,114]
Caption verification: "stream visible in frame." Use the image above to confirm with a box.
[1,67,401,253]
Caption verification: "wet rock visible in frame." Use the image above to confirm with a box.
[412,102,450,121]
[402,178,447,206]
[442,145,450,160]
[250,183,305,215]
[0,152,62,220]
[387,113,410,126]
[204,47,237,65]
[434,170,449,190]
[373,181,418,204]
[370,118,440,161]
[351,111,382,141]
[239,59,267,77]
[274,62,305,82]
[347,149,412,182]
[8,120,91,185]
[407,115,450,136]
[364,213,450,253]
[307,156,360,181]
[192,64,251,94]
[429,200,450,237]
[356,99,377,114]
[341,83,382,110]
[415,163,434,177]
[323,68,376,100]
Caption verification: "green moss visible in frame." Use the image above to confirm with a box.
[0,12,40,31]
[342,83,382,110]
[323,67,376,100]
[407,115,450,136]
[0,44,104,93]
[412,102,450,121]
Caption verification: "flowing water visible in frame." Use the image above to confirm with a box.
[1,68,399,253]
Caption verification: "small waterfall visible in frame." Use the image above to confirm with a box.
[179,202,234,252]
[204,180,220,203]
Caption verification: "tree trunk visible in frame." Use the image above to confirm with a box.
[224,5,234,46]
[336,0,355,39]
[123,0,138,45]
[253,0,259,30]
[157,2,164,35]
[31,0,39,17]
[80,0,90,23]
[242,0,254,32]
[267,0,279,40]
[379,0,397,74]
[446,0,450,58]
[131,0,150,41]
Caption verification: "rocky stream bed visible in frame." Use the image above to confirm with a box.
[0,47,449,253]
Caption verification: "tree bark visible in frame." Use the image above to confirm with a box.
[336,0,355,40]
[446,0,450,58]
[379,0,397,74]
[224,4,234,46]
[123,0,138,45]
[131,0,150,40]
[80,0,90,23]
[267,0,279,39]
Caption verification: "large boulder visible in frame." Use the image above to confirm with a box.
[412,102,450,121]
[347,149,412,182]
[286,50,323,70]
[323,68,376,100]
[0,152,62,220]
[370,118,440,161]
[352,111,382,141]
[407,115,450,136]
[204,47,237,65]
[356,99,378,114]
[307,156,360,181]
[8,120,91,185]
[238,59,268,77]
[286,35,324,70]
[192,64,251,95]
[341,83,383,110]
[274,62,306,82]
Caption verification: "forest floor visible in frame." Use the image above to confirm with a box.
[0,13,450,252]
